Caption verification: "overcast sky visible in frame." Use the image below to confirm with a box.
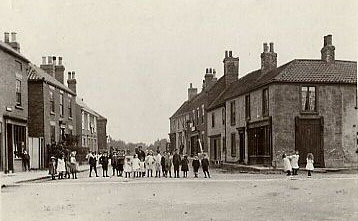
[1,0,357,144]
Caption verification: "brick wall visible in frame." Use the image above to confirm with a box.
[28,81,44,137]
[97,118,107,152]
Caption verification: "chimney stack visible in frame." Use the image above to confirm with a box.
[188,83,197,100]
[223,50,239,86]
[321,34,335,62]
[40,56,55,77]
[4,32,9,43]
[261,42,277,73]
[203,67,217,91]
[54,56,65,84]
[67,71,77,94]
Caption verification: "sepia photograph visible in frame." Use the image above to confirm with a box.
[0,0,357,220]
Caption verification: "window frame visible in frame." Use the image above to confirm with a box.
[15,79,22,107]
[68,95,72,118]
[59,91,64,117]
[262,88,269,117]
[230,101,236,126]
[49,90,55,114]
[211,112,215,128]
[245,95,251,120]
[231,133,236,157]
[300,86,318,113]
[222,107,226,125]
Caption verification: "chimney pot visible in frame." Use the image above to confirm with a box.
[263,43,268,52]
[72,71,75,79]
[42,57,46,65]
[4,32,9,43]
[48,56,53,64]
[206,68,208,73]
[213,69,216,75]
[269,42,274,52]
[229,51,232,57]
[10,32,16,42]
[52,56,56,65]
[68,72,71,80]
[209,68,212,73]
[190,83,193,88]
[58,57,63,65]
[225,51,228,58]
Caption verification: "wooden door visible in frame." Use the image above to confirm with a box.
[239,131,245,162]
[7,124,13,171]
[295,118,324,167]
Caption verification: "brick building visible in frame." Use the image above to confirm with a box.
[0,32,30,172]
[207,35,357,168]
[28,57,77,167]
[96,114,108,153]
[170,51,239,156]
[76,97,99,153]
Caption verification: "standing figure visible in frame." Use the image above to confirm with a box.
[306,153,314,177]
[145,151,155,177]
[49,156,57,180]
[117,150,125,176]
[22,150,30,171]
[282,153,292,176]
[57,155,66,179]
[70,152,78,179]
[123,155,132,178]
[165,152,173,178]
[88,152,98,177]
[132,154,141,178]
[111,152,118,176]
[290,151,300,176]
[161,152,167,177]
[64,153,71,179]
[201,153,211,178]
[192,155,200,178]
[181,155,189,178]
[173,149,181,178]
[137,146,146,162]
[99,152,109,177]
[154,150,162,178]
[139,159,146,177]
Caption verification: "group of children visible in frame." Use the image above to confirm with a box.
[88,148,211,179]
[282,151,314,177]
[49,151,78,180]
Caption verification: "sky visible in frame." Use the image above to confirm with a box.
[0,0,357,144]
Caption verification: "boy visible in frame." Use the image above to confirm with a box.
[290,151,300,175]
[99,152,109,177]
[201,153,211,178]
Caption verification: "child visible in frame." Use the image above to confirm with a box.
[165,152,173,178]
[132,154,140,178]
[123,156,132,178]
[117,151,125,177]
[192,155,200,178]
[282,153,292,176]
[145,151,155,177]
[290,151,300,175]
[161,152,167,177]
[49,156,57,180]
[154,150,162,178]
[201,153,210,178]
[306,153,314,177]
[57,155,66,179]
[181,155,189,178]
[99,152,109,177]
[111,152,118,176]
[70,152,78,179]
[139,159,146,177]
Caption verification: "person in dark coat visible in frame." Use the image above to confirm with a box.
[161,152,167,177]
[172,149,181,178]
[88,152,98,177]
[192,155,200,178]
[181,155,189,178]
[137,146,146,162]
[22,150,30,171]
[49,156,57,180]
[117,150,125,176]
[111,152,118,176]
[201,153,210,178]
[99,152,109,177]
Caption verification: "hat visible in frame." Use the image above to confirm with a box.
[51,156,56,159]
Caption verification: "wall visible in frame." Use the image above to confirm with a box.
[97,118,107,152]
[207,106,226,160]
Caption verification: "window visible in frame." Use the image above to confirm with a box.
[15,79,21,106]
[13,125,26,159]
[50,126,56,143]
[68,95,72,118]
[222,108,226,125]
[301,86,316,112]
[211,112,215,128]
[192,110,195,124]
[196,107,199,125]
[81,111,84,130]
[15,60,22,71]
[49,91,55,113]
[245,95,251,120]
[230,101,236,126]
[201,105,205,123]
[87,114,90,130]
[262,88,269,117]
[231,133,236,157]
[59,92,64,117]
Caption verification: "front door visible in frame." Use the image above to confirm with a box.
[239,130,245,163]
[7,124,13,172]
[295,118,324,167]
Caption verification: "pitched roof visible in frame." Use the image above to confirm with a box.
[28,63,76,95]
[208,59,357,110]
[170,100,190,119]
[76,97,100,117]
[0,41,29,62]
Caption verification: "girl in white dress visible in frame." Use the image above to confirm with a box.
[123,156,132,178]
[154,151,162,178]
[145,151,155,177]
[282,153,292,176]
[306,153,314,177]
[132,154,141,178]
[57,155,66,179]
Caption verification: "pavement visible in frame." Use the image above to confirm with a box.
[0,164,97,187]
[1,167,358,221]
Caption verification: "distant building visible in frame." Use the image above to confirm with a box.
[28,57,77,168]
[207,35,357,168]
[76,97,99,153]
[0,32,30,173]
[96,114,108,153]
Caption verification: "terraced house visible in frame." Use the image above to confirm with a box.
[207,35,357,168]
[28,57,77,168]
[0,33,30,173]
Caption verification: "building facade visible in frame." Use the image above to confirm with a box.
[96,115,108,153]
[28,58,77,168]
[208,35,358,168]
[0,33,30,172]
